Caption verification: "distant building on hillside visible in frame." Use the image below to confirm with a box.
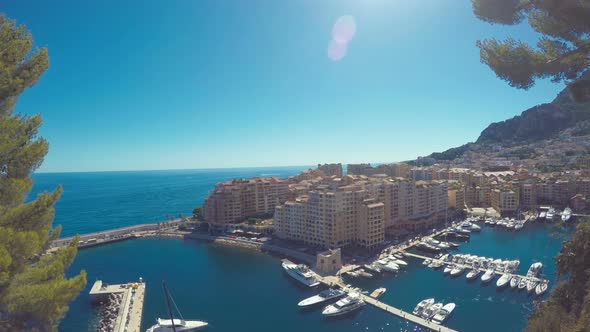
[317,163,343,177]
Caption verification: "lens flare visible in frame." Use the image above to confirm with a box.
[327,39,348,62]
[332,15,356,44]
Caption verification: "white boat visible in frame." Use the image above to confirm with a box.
[496,274,511,288]
[147,318,208,332]
[561,208,572,222]
[298,288,346,307]
[443,265,453,274]
[432,303,456,324]
[388,257,408,266]
[514,223,523,231]
[423,259,432,266]
[518,278,528,290]
[422,302,443,319]
[510,276,521,289]
[527,262,543,277]
[147,281,208,332]
[431,261,443,269]
[450,266,465,277]
[357,269,373,278]
[322,293,365,317]
[364,263,382,274]
[282,260,320,287]
[481,269,495,283]
[539,211,547,219]
[379,261,400,273]
[546,208,555,220]
[466,269,481,280]
[527,280,539,293]
[535,281,548,296]
[413,298,435,316]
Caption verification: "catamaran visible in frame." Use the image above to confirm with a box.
[147,281,208,332]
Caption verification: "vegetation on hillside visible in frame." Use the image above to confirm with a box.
[526,221,590,332]
[0,15,86,331]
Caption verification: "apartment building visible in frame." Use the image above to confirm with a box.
[274,184,385,249]
[448,181,465,209]
[491,188,519,215]
[203,177,289,224]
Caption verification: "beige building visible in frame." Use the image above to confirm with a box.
[275,184,385,249]
[491,189,519,215]
[448,182,465,210]
[315,248,342,275]
[203,177,289,224]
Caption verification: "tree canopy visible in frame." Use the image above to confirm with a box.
[472,0,590,101]
[0,15,86,331]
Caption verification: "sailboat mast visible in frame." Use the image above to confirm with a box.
[162,280,177,332]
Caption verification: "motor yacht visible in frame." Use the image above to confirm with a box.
[527,280,539,293]
[422,302,443,320]
[450,266,465,277]
[481,269,495,283]
[496,274,511,288]
[466,269,481,280]
[298,288,346,307]
[388,256,408,266]
[443,265,453,274]
[510,276,521,289]
[432,303,455,325]
[322,293,365,317]
[546,208,555,220]
[413,298,435,316]
[282,260,320,287]
[518,278,528,290]
[535,281,548,296]
[357,269,373,278]
[364,263,382,274]
[561,207,572,222]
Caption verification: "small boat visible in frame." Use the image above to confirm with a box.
[364,263,382,274]
[535,281,548,296]
[431,261,443,269]
[282,259,320,287]
[422,302,443,319]
[357,269,373,278]
[432,303,456,325]
[389,257,408,266]
[450,266,465,277]
[546,208,555,220]
[423,259,432,266]
[370,287,386,299]
[481,269,495,283]
[443,265,453,274]
[147,281,208,332]
[510,276,521,289]
[514,223,523,231]
[413,298,435,316]
[345,270,360,278]
[466,269,481,280]
[322,293,365,317]
[393,253,404,259]
[561,208,572,222]
[527,280,539,293]
[518,278,528,290]
[298,288,346,307]
[496,274,511,288]
[539,211,547,219]
[379,261,399,273]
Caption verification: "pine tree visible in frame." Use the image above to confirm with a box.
[471,0,590,101]
[0,15,86,331]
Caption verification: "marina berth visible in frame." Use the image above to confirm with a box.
[298,289,346,307]
[282,259,320,287]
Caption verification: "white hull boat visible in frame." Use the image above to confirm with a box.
[510,276,520,289]
[413,298,435,316]
[466,269,481,280]
[450,266,465,277]
[322,293,365,317]
[481,269,495,283]
[496,274,511,288]
[535,282,548,296]
[432,303,455,325]
[298,289,346,307]
[282,260,320,287]
[422,302,443,319]
[147,319,208,332]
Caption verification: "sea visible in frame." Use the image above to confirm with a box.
[28,167,574,332]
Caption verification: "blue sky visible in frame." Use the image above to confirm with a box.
[4,0,564,172]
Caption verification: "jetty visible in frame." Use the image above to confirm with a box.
[403,252,548,283]
[316,275,457,332]
[89,279,145,332]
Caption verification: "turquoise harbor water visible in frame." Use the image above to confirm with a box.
[31,168,573,332]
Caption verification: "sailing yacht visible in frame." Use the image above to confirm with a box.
[147,281,208,332]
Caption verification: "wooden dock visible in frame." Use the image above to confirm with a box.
[403,252,547,283]
[315,275,458,332]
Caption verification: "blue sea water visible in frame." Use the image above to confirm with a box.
[31,167,309,237]
[31,168,573,332]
